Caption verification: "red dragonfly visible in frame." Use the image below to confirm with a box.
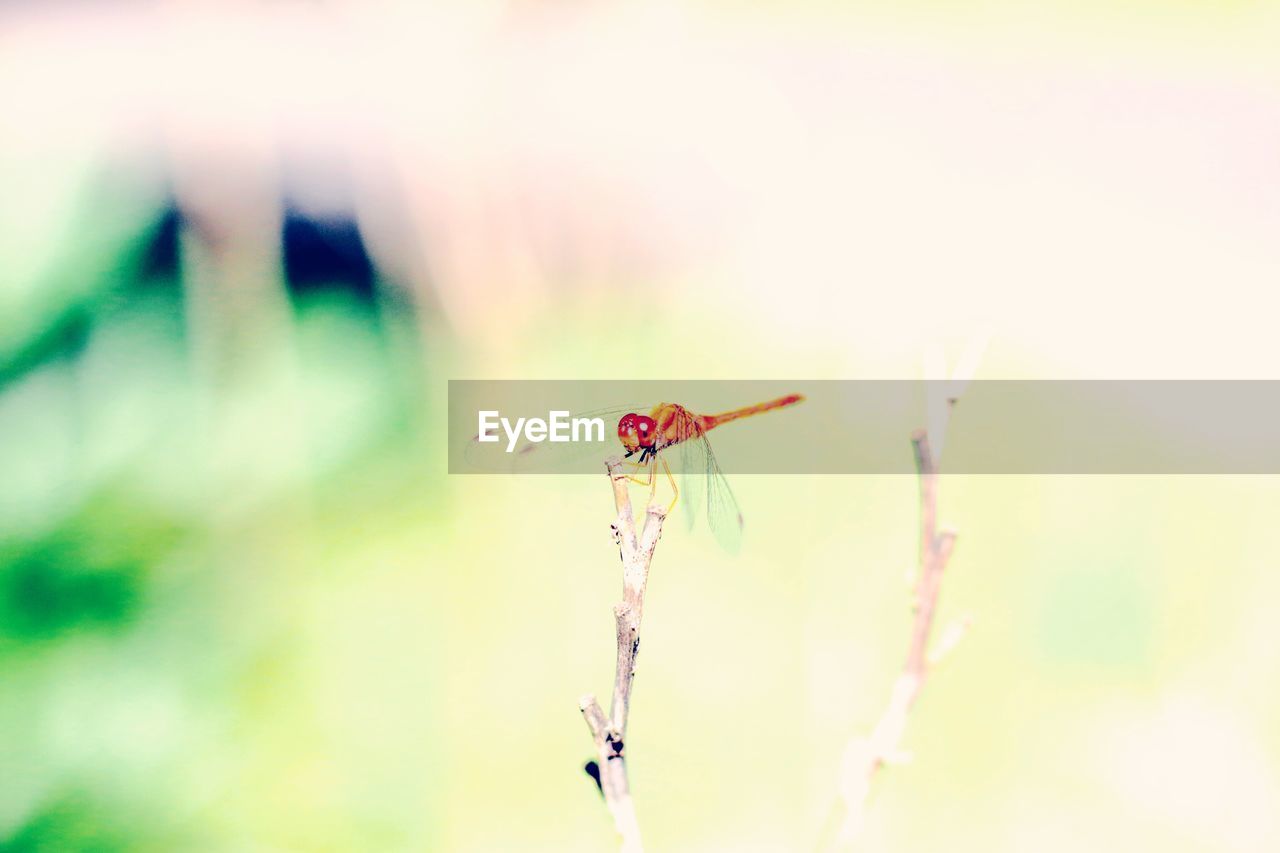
[467,393,804,551]
[612,394,804,551]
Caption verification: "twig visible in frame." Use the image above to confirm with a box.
[830,425,963,847]
[579,456,668,853]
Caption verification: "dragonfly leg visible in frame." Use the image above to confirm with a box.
[647,457,659,504]
[621,454,654,487]
[660,455,679,513]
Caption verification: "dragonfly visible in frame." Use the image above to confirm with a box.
[466,393,804,551]
[594,393,804,552]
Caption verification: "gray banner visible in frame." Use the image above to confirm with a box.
[448,380,1280,474]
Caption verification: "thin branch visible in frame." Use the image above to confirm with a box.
[579,456,667,853]
[831,426,963,847]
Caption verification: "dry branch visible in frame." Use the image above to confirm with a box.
[579,456,668,853]
[831,425,966,847]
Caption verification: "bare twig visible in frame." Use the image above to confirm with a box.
[831,423,964,847]
[579,456,667,853]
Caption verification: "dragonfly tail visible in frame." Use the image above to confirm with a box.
[702,393,804,430]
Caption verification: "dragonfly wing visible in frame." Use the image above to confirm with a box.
[676,438,704,533]
[690,433,744,554]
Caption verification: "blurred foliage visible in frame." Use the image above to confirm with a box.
[3,790,134,853]
[0,492,178,643]
[0,154,444,850]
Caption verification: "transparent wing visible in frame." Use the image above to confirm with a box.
[702,437,745,554]
[677,437,704,533]
[676,432,743,553]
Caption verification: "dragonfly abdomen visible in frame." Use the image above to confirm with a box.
[703,393,804,430]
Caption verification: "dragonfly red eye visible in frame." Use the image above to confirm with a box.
[617,413,639,451]
[633,415,657,446]
[617,413,658,452]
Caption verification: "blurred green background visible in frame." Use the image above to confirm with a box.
[3,1,1280,851]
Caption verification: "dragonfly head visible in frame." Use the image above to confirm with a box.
[617,413,657,455]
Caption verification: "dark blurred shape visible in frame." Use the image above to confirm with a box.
[584,760,604,796]
[139,204,183,282]
[282,211,376,305]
